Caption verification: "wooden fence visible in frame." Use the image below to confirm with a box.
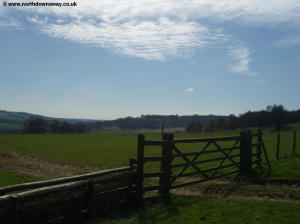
[132,130,269,196]
[276,131,298,159]
[0,167,137,224]
[0,130,269,223]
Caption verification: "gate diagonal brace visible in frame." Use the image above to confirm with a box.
[210,139,240,178]
[171,142,211,182]
[212,141,240,170]
[189,141,211,165]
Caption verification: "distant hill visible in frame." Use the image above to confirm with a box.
[1,105,299,134]
[0,110,98,134]
[0,110,228,134]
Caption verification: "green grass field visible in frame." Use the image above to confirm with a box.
[0,170,41,187]
[91,195,300,224]
[0,130,298,166]
[0,129,299,190]
[0,128,299,224]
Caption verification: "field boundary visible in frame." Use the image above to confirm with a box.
[0,167,137,224]
[0,130,271,224]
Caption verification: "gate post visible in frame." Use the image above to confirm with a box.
[159,133,173,195]
[256,129,263,168]
[240,130,252,173]
[136,134,145,202]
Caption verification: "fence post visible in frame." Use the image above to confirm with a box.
[276,133,280,159]
[11,194,19,224]
[159,133,173,196]
[240,130,252,173]
[293,131,296,155]
[256,129,262,168]
[86,179,94,218]
[136,134,145,202]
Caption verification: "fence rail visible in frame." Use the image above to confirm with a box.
[0,167,137,224]
[136,130,266,195]
[0,167,132,196]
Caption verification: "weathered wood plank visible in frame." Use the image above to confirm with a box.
[0,194,13,206]
[18,190,86,212]
[240,130,252,172]
[293,131,297,155]
[171,162,241,179]
[159,133,173,195]
[172,146,240,158]
[92,171,135,184]
[136,134,145,201]
[276,133,281,159]
[174,136,240,143]
[17,181,88,202]
[171,154,240,168]
[0,167,131,196]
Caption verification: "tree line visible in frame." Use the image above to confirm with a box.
[90,114,226,131]
[186,105,300,132]
[22,105,300,134]
[23,118,86,134]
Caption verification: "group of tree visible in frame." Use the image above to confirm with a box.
[185,105,300,132]
[91,114,226,131]
[23,118,86,134]
[21,105,300,134]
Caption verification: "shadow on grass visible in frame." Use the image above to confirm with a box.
[234,157,300,184]
[135,196,179,224]
[86,195,181,224]
[234,167,272,182]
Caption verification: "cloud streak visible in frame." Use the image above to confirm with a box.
[3,0,300,59]
[186,88,194,92]
[228,46,257,76]
[0,15,23,29]
[272,36,300,48]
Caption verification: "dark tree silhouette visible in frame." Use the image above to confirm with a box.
[185,121,203,132]
[23,117,48,134]
[204,120,218,132]
[268,105,286,131]
[50,120,61,133]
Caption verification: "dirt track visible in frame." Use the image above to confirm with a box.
[0,151,102,179]
[171,179,300,203]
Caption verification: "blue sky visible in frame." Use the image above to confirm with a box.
[0,0,300,119]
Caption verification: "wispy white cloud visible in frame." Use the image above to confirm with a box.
[186,88,194,92]
[42,18,223,60]
[3,0,300,59]
[27,15,48,25]
[271,36,300,48]
[0,15,23,29]
[228,46,257,76]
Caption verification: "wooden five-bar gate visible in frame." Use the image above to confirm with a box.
[132,130,269,198]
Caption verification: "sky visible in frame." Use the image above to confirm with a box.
[0,0,300,120]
